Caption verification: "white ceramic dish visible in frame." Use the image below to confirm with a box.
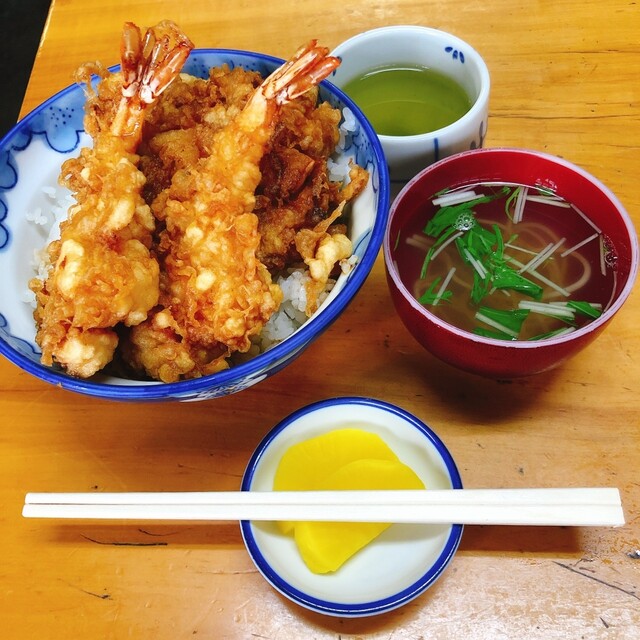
[0,49,389,401]
[240,397,463,617]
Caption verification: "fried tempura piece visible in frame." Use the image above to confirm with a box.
[294,201,353,315]
[122,308,229,383]
[138,65,263,203]
[123,42,341,382]
[30,21,193,378]
[139,70,367,278]
[255,90,368,278]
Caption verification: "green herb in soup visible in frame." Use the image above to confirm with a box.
[342,65,472,136]
[394,183,616,340]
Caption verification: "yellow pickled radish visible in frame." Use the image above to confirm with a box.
[294,520,385,575]
[292,458,425,574]
[274,428,401,489]
[273,428,400,533]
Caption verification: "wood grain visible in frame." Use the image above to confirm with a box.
[3,0,639,637]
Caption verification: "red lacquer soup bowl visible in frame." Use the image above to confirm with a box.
[383,148,638,378]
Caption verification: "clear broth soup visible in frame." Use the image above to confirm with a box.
[393,182,618,340]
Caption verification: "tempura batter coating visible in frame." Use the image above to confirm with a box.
[31,21,193,377]
[123,42,342,382]
[31,29,369,382]
[138,66,263,204]
[139,72,366,274]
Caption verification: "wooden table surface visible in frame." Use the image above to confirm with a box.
[2,0,639,637]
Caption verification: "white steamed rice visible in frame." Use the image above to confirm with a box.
[257,269,335,352]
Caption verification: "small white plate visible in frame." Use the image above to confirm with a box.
[240,396,463,617]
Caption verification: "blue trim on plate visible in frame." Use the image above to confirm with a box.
[240,397,463,617]
[0,49,390,401]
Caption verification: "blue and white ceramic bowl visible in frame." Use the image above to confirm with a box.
[0,49,389,401]
[240,397,463,617]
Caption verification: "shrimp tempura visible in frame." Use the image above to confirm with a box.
[30,21,193,377]
[124,42,340,382]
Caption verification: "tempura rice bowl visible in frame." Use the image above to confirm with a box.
[0,49,390,401]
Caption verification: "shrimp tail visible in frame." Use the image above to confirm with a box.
[262,40,340,104]
[113,21,194,141]
[121,20,194,103]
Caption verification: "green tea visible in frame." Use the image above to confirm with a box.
[342,64,472,136]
